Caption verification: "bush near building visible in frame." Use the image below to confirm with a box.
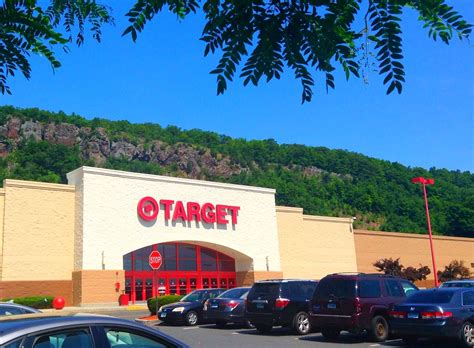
[147,295,183,315]
[438,260,472,282]
[373,258,431,282]
[1,296,54,309]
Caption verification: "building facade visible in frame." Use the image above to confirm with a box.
[0,167,472,306]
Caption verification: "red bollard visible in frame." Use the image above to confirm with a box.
[53,296,65,310]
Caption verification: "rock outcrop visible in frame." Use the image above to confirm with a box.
[0,116,243,179]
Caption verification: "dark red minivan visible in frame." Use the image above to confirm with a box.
[309,273,418,342]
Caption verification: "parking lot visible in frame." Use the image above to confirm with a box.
[150,322,456,347]
[107,310,453,348]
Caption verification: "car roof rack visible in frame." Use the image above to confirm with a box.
[257,279,318,283]
[329,272,396,278]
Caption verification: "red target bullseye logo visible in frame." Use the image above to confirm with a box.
[137,196,159,221]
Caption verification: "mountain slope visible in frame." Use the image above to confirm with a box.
[0,105,472,237]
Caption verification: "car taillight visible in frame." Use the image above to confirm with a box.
[389,310,406,319]
[225,301,239,310]
[354,297,362,313]
[420,311,453,319]
[275,298,290,309]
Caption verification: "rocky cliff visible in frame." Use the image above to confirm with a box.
[0,117,244,179]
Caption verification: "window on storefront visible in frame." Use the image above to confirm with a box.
[218,253,235,272]
[123,243,235,273]
[123,243,237,301]
[201,248,217,271]
[178,244,197,271]
[129,246,154,271]
[160,244,177,271]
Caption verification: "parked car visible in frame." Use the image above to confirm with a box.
[0,313,188,347]
[390,288,474,347]
[439,279,474,288]
[309,273,419,342]
[203,287,251,328]
[157,288,225,326]
[0,303,40,316]
[245,279,318,335]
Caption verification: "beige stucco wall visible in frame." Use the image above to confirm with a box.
[0,188,5,279]
[354,230,474,282]
[0,180,75,281]
[277,206,357,280]
[67,167,281,274]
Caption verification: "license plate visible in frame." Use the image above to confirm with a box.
[160,312,167,318]
[327,303,336,309]
[408,312,418,319]
[256,303,264,309]
[211,304,218,308]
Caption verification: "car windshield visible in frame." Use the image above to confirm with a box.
[218,288,249,299]
[407,291,455,304]
[249,283,280,299]
[315,278,356,299]
[181,291,207,302]
[441,282,474,288]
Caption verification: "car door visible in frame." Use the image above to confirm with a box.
[384,279,405,308]
[24,327,95,348]
[461,290,474,320]
[100,326,184,348]
[400,280,418,298]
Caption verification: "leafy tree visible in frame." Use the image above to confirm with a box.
[374,257,403,276]
[0,0,113,94]
[123,0,471,102]
[402,265,431,282]
[0,139,84,183]
[1,1,472,102]
[438,260,472,282]
[373,257,431,281]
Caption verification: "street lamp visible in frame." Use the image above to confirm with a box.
[411,176,438,287]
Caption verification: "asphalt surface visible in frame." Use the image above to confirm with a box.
[106,309,458,348]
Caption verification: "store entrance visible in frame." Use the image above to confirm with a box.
[123,243,237,303]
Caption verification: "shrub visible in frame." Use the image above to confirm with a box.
[438,260,472,282]
[1,296,54,309]
[147,295,183,315]
[373,258,431,281]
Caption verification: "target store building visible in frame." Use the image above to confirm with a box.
[1,167,470,306]
[0,167,360,306]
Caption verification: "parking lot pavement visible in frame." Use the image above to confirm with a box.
[148,323,455,348]
[105,311,454,347]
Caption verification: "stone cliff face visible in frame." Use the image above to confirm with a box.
[0,117,243,179]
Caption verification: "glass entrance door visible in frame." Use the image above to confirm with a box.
[124,243,237,303]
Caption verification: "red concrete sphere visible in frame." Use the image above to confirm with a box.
[53,296,65,310]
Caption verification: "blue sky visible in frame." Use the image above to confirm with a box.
[1,1,473,171]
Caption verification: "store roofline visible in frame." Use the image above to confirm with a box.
[67,166,277,194]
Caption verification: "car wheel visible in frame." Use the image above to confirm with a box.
[369,315,389,342]
[460,321,474,347]
[244,319,254,329]
[255,324,272,334]
[185,310,199,326]
[293,311,311,335]
[401,336,418,346]
[321,328,340,340]
[215,320,227,328]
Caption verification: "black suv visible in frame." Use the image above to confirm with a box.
[245,279,318,335]
[310,273,418,342]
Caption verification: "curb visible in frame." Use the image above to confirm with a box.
[135,316,160,325]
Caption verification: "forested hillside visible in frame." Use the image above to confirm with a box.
[0,106,472,237]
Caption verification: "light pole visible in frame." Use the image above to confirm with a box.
[411,176,438,287]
